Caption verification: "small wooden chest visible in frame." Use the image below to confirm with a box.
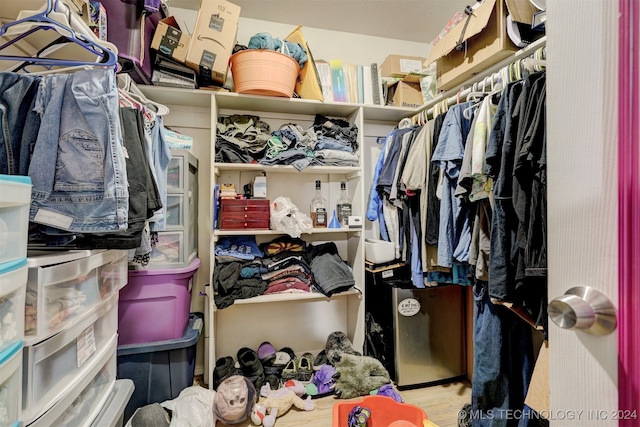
[219,199,270,230]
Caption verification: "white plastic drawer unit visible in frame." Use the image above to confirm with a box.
[21,293,118,423]
[25,249,127,342]
[165,194,184,228]
[0,341,23,427]
[0,260,27,356]
[148,230,196,267]
[25,338,117,427]
[166,150,198,193]
[0,174,31,267]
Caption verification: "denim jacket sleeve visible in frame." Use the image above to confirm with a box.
[366,133,390,221]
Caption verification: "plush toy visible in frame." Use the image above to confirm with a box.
[250,379,315,427]
[332,353,391,399]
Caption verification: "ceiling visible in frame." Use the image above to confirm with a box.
[167,0,476,43]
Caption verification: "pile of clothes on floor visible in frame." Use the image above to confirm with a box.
[213,236,355,309]
[215,114,359,170]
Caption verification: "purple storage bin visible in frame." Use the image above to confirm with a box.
[102,0,165,84]
[118,257,200,345]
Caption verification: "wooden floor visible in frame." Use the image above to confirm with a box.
[216,380,472,427]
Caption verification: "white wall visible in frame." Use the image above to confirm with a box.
[170,8,432,66]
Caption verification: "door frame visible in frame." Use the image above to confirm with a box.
[618,0,639,422]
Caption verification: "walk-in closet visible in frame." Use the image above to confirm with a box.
[0,0,636,426]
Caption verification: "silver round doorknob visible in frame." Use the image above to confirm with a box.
[548,286,617,335]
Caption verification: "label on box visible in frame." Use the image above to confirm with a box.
[209,14,224,31]
[77,325,96,368]
[200,50,216,81]
[399,58,424,74]
[381,270,394,279]
[159,28,182,56]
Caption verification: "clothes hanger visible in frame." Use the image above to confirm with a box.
[0,0,117,71]
[118,74,171,116]
[521,57,547,73]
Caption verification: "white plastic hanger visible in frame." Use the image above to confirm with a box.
[117,74,170,116]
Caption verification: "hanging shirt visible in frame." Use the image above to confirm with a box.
[431,102,473,268]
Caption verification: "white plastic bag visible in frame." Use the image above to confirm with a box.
[270,196,313,238]
[161,386,217,427]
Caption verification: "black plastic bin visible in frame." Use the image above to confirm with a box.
[117,312,203,423]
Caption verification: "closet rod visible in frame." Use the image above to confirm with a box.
[411,36,547,121]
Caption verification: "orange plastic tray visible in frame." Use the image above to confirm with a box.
[331,395,428,427]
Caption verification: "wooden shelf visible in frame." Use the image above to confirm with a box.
[214,227,361,236]
[138,85,416,122]
[213,163,361,177]
[212,288,362,310]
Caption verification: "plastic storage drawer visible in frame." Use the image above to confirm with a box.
[0,259,27,355]
[118,258,200,346]
[0,341,23,427]
[148,231,197,267]
[90,379,134,427]
[166,150,197,193]
[25,249,127,342]
[117,313,203,423]
[165,194,184,228]
[21,294,119,423]
[25,338,117,427]
[0,175,31,267]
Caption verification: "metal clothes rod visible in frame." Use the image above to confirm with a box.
[410,36,547,122]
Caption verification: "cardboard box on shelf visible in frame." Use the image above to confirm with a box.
[285,25,323,101]
[380,54,427,78]
[425,0,525,91]
[185,0,241,86]
[388,79,424,108]
[151,17,191,63]
[505,0,539,24]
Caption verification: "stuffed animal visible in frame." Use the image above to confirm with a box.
[250,380,315,427]
[332,353,391,399]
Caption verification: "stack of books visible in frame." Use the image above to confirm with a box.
[315,59,385,105]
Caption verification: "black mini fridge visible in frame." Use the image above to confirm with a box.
[365,264,466,388]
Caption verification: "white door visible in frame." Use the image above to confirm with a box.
[547,1,624,425]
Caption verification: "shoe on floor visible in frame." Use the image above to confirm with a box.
[264,374,281,391]
[237,347,265,390]
[258,341,276,366]
[213,356,235,390]
[280,357,298,382]
[297,352,314,382]
[313,349,328,370]
[264,348,290,378]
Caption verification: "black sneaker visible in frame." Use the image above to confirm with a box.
[264,374,281,391]
[313,349,328,370]
[213,356,235,390]
[237,347,265,390]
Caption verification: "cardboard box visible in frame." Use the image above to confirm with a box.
[185,0,241,86]
[389,80,424,108]
[505,0,538,24]
[151,17,191,64]
[425,0,520,91]
[380,54,427,78]
[285,25,323,101]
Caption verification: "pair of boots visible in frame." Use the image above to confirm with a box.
[213,347,265,391]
